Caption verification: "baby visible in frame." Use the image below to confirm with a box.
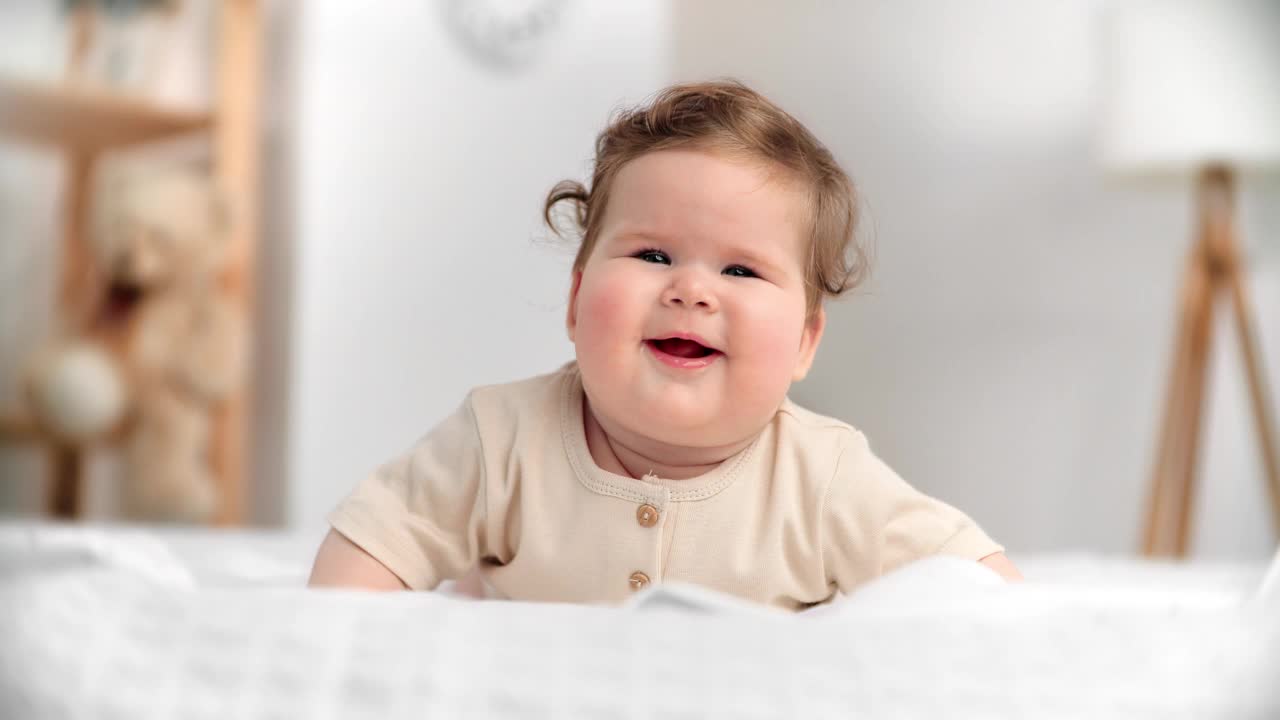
[308,81,1020,609]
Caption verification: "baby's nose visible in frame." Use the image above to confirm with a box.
[661,273,718,311]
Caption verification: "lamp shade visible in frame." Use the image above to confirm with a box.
[1101,0,1280,175]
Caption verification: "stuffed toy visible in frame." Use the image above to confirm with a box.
[25,166,244,522]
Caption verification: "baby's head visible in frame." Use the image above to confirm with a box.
[546,81,867,452]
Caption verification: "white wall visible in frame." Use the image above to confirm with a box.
[279,1,672,527]
[672,0,1280,558]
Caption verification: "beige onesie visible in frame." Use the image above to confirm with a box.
[328,362,1002,611]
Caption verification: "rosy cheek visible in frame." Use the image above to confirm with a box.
[738,304,808,383]
[576,273,631,345]
[750,295,805,344]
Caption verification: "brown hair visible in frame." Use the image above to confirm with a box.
[543,80,868,317]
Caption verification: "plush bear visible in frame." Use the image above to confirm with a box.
[25,166,244,522]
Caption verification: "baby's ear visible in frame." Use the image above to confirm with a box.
[792,305,826,382]
[565,270,583,342]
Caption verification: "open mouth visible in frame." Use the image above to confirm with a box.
[644,335,722,369]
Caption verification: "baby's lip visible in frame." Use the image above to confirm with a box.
[645,332,722,354]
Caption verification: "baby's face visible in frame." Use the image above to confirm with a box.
[567,149,824,450]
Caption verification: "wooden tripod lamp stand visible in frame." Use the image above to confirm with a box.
[1143,166,1280,556]
[1104,0,1280,557]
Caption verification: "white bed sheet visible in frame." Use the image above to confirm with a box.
[1,521,1276,719]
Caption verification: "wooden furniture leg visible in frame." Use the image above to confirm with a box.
[1169,243,1215,556]
[210,0,261,526]
[67,4,95,83]
[47,445,83,518]
[1144,228,1213,555]
[1221,204,1280,538]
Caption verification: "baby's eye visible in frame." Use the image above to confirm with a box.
[634,249,671,265]
[723,265,758,279]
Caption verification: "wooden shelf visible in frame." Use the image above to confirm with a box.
[0,75,212,152]
[5,0,261,523]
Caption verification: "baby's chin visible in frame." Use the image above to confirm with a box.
[624,402,764,449]
[580,364,776,446]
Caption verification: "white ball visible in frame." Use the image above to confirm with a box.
[31,344,127,440]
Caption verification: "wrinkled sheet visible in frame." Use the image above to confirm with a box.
[1,522,1277,719]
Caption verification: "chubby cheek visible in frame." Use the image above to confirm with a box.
[731,295,807,389]
[573,269,639,358]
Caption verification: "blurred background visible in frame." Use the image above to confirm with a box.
[0,0,1277,560]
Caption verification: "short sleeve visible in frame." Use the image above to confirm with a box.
[327,394,488,591]
[821,433,1003,592]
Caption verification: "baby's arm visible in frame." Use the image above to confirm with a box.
[824,432,1023,586]
[310,393,501,592]
[308,528,408,591]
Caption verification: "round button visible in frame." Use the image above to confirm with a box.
[636,504,659,528]
[628,571,650,591]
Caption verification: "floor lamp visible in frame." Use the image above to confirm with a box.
[1103,0,1280,557]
